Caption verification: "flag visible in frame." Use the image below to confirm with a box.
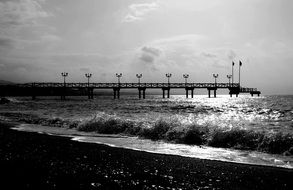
[239,61,242,66]
[232,61,235,66]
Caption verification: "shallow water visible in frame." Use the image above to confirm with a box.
[1,94,293,168]
[2,95,293,133]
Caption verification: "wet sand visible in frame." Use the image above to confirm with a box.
[0,121,292,190]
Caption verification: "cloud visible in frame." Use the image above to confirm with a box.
[122,0,222,23]
[0,36,15,48]
[0,35,34,49]
[0,33,240,82]
[142,46,161,56]
[201,52,217,58]
[150,34,205,47]
[139,46,161,63]
[0,0,54,50]
[227,50,237,60]
[128,34,242,82]
[0,52,125,82]
[159,0,221,12]
[140,53,155,63]
[122,1,159,22]
[0,0,49,28]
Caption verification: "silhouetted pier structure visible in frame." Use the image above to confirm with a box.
[0,82,260,100]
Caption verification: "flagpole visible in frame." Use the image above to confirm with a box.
[239,60,241,86]
[232,62,234,85]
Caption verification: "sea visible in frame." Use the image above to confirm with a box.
[0,94,293,169]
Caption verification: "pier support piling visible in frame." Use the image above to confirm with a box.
[207,87,217,98]
[229,87,240,98]
[185,87,194,98]
[61,87,66,100]
[87,88,94,99]
[113,88,120,99]
[31,84,36,100]
[250,91,261,97]
[138,87,146,99]
[162,87,170,98]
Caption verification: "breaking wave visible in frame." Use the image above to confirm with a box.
[76,113,293,156]
[1,112,293,156]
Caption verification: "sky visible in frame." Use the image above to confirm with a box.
[0,0,292,95]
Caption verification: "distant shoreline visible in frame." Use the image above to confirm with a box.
[0,121,292,189]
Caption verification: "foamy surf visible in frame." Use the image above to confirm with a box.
[12,124,293,169]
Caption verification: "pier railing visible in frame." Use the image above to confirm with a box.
[7,82,240,89]
[0,82,260,99]
[240,87,258,93]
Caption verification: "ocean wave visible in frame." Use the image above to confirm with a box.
[0,112,79,128]
[1,112,293,156]
[76,114,293,156]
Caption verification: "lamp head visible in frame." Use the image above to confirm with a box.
[61,72,68,77]
[85,73,92,78]
[183,74,189,78]
[166,73,172,77]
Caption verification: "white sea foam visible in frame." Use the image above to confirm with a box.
[12,124,293,169]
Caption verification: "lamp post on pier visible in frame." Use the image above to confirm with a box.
[85,73,93,99]
[85,73,92,87]
[136,74,142,86]
[213,74,219,87]
[183,74,189,85]
[61,72,68,100]
[166,73,172,85]
[116,73,122,85]
[61,72,68,86]
[227,74,232,86]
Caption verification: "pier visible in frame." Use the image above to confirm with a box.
[0,82,260,100]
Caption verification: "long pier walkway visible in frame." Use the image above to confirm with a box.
[0,82,261,100]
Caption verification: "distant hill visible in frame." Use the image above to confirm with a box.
[0,80,15,84]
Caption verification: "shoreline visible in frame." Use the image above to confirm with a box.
[1,121,292,189]
[11,122,293,169]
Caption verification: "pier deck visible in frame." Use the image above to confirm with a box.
[0,82,260,99]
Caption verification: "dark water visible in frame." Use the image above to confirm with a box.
[1,95,293,168]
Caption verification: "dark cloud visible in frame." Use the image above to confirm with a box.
[142,46,161,56]
[0,37,14,48]
[140,46,161,63]
[140,53,155,63]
